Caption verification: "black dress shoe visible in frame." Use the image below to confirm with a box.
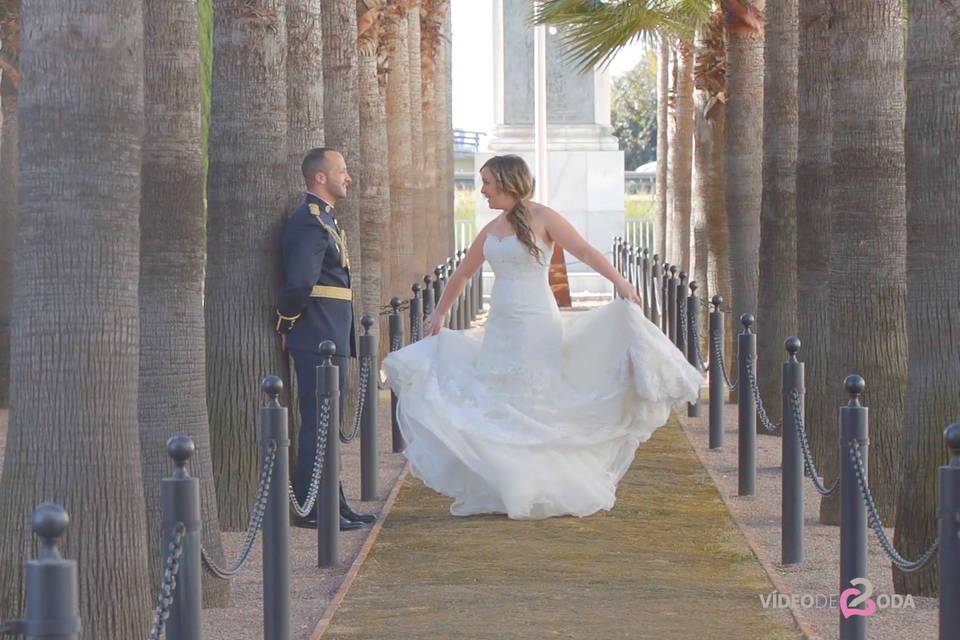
[293,516,364,531]
[339,486,377,524]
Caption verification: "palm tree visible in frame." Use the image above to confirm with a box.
[894,0,960,596]
[0,0,152,634]
[440,6,454,256]
[382,3,414,294]
[419,0,448,267]
[820,0,907,525]
[357,0,391,343]
[756,0,797,426]
[656,37,669,258]
[672,41,694,272]
[796,0,833,505]
[287,0,325,199]
[140,0,229,607]
[722,0,763,358]
[0,0,19,409]
[206,0,290,529]
[407,1,426,273]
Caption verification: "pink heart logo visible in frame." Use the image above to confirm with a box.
[840,587,877,619]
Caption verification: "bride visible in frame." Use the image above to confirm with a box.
[382,155,703,520]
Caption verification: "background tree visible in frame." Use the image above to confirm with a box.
[656,37,669,257]
[671,41,694,271]
[206,0,289,529]
[755,0,797,425]
[440,6,454,256]
[0,0,153,634]
[820,0,907,525]
[407,1,427,274]
[420,0,448,267]
[286,0,324,200]
[894,0,960,596]
[796,0,833,499]
[140,0,229,606]
[722,0,764,355]
[610,55,658,171]
[357,0,390,346]
[0,0,19,410]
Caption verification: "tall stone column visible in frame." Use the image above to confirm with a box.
[477,0,625,296]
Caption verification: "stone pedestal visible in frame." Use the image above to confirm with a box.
[476,0,624,296]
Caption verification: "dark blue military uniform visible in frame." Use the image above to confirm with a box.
[276,193,356,509]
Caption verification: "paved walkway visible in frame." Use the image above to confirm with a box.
[321,416,802,640]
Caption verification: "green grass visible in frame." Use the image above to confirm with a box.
[626,193,654,220]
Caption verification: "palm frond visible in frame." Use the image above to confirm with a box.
[532,0,711,72]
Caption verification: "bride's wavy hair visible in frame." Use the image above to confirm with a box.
[480,155,545,264]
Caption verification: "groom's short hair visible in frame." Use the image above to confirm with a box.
[302,147,336,187]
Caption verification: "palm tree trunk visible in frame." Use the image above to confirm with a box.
[820,0,907,525]
[674,42,694,274]
[385,7,414,295]
[0,0,19,410]
[420,2,442,269]
[797,0,833,507]
[441,6,454,256]
[207,0,289,529]
[286,0,324,200]
[408,3,426,277]
[0,69,15,410]
[0,0,152,634]
[723,0,764,387]
[357,0,390,350]
[666,46,677,262]
[894,0,960,596]
[656,37,669,260]
[756,0,798,427]
[321,0,363,435]
[141,0,229,607]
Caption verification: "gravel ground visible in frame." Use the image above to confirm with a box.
[678,408,939,640]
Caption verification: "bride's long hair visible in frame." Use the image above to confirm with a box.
[480,155,545,264]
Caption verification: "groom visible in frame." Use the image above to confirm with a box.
[276,147,375,531]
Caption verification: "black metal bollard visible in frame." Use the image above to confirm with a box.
[422,275,435,318]
[626,244,634,285]
[650,256,661,327]
[456,251,467,329]
[641,249,650,319]
[708,295,725,450]
[839,374,868,640]
[359,315,379,502]
[738,314,757,496]
[476,263,484,314]
[613,237,621,296]
[686,282,701,418]
[447,258,459,330]
[781,338,804,565]
[433,265,444,316]
[676,272,688,356]
[410,283,423,341]
[317,342,340,568]
[162,435,204,640]
[667,266,678,344]
[940,424,960,639]
[388,297,405,453]
[260,376,290,639]
[17,503,80,640]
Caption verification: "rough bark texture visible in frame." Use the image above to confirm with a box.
[757,0,798,427]
[0,0,153,634]
[796,0,834,501]
[420,1,443,269]
[407,4,426,277]
[665,47,677,263]
[321,0,363,432]
[141,0,229,607]
[207,0,289,530]
[673,43,694,274]
[895,0,960,596]
[384,9,414,296]
[820,0,907,525]
[655,37,669,260]
[357,0,389,348]
[0,0,19,410]
[723,2,764,335]
[286,0,324,200]
[441,6,454,256]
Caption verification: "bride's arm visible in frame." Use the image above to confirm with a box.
[542,207,640,302]
[423,226,489,334]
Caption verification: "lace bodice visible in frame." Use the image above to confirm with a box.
[482,233,552,282]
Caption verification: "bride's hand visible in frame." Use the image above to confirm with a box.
[615,279,641,304]
[423,310,444,336]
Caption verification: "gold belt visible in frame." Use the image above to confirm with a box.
[310,285,352,301]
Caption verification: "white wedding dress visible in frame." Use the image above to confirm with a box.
[382,233,703,519]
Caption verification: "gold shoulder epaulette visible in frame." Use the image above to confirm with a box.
[308,203,321,217]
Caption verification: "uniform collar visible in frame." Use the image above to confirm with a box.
[305,192,335,214]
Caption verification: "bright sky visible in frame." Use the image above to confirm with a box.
[451,0,647,136]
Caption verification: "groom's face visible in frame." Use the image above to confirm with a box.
[318,152,351,202]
